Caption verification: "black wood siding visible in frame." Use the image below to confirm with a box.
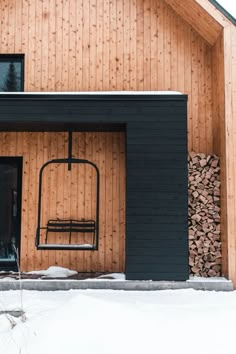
[126,113,188,280]
[0,93,188,281]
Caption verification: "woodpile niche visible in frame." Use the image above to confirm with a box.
[188,153,221,277]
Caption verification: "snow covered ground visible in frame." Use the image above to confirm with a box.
[0,288,236,354]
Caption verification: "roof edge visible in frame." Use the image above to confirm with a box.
[208,0,236,25]
[0,92,188,101]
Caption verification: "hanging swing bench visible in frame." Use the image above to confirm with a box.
[35,131,99,251]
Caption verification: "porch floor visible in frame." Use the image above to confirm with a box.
[0,274,233,291]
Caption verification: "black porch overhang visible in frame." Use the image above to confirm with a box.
[0,91,189,281]
[0,91,187,131]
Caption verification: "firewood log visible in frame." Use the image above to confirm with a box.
[188,153,221,277]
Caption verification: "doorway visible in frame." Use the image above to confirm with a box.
[0,157,22,271]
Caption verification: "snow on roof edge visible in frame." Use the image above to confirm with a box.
[208,0,236,25]
[0,91,183,95]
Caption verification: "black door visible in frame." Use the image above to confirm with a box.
[0,157,22,271]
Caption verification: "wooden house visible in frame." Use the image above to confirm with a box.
[0,0,235,285]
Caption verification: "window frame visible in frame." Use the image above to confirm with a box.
[0,54,24,92]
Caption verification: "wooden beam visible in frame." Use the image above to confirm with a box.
[212,33,227,276]
[195,0,234,27]
[164,0,227,45]
[223,25,236,287]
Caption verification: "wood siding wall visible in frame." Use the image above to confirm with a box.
[221,25,236,285]
[0,0,213,153]
[211,24,236,286]
[212,33,227,276]
[0,132,126,272]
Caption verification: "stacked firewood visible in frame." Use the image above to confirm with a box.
[188,153,221,277]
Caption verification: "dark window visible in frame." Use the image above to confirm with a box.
[0,157,23,271]
[0,55,24,92]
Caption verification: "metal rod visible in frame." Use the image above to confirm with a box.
[68,130,72,171]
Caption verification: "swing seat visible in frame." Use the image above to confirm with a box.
[45,219,96,244]
[35,135,100,251]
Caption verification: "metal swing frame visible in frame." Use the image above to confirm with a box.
[35,131,99,251]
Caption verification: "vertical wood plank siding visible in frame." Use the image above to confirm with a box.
[212,26,236,286]
[221,26,236,285]
[212,34,227,275]
[0,132,126,272]
[0,0,213,153]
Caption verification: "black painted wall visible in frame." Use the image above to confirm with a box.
[0,93,188,280]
